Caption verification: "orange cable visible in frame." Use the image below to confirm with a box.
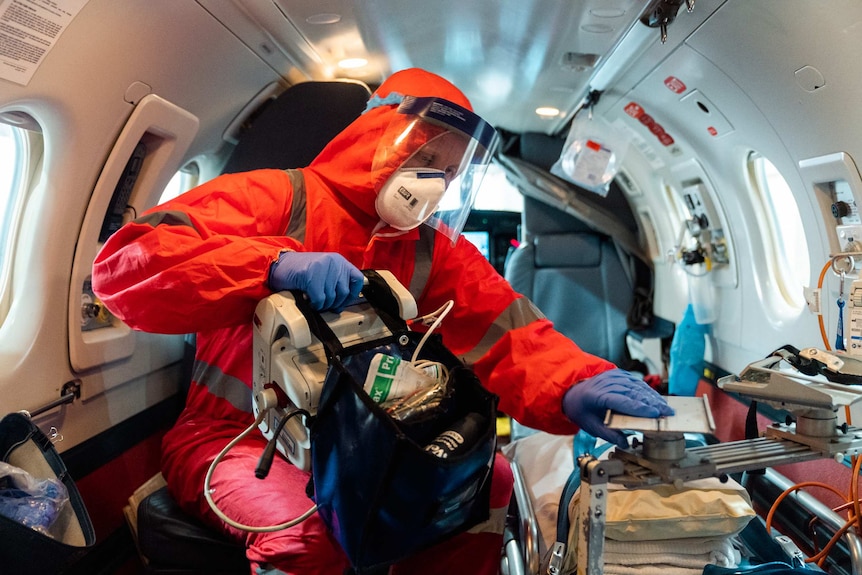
[807,518,856,566]
[765,449,862,566]
[852,452,862,533]
[817,258,833,351]
[765,481,848,533]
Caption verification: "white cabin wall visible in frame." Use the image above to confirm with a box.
[0,0,284,450]
[598,1,862,376]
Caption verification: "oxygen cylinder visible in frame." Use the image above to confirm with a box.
[423,413,488,459]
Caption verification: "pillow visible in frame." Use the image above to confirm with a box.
[591,478,756,541]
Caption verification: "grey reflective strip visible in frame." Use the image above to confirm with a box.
[284,170,307,243]
[133,210,196,230]
[192,359,253,413]
[409,224,435,300]
[462,297,546,366]
[409,227,545,366]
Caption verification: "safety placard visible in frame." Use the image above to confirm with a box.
[0,0,90,86]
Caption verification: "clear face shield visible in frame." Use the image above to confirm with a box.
[372,96,499,244]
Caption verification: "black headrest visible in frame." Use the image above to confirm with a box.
[522,195,592,235]
[519,132,565,171]
[222,81,371,174]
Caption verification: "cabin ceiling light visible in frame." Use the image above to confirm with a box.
[590,8,626,18]
[338,57,368,69]
[306,13,341,25]
[582,23,614,34]
[535,107,560,118]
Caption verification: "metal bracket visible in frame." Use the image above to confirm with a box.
[27,380,81,418]
[577,456,624,575]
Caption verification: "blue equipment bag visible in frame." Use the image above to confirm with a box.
[299,271,498,574]
[0,412,95,575]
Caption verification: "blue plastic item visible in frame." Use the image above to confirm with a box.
[669,303,710,396]
[0,461,68,536]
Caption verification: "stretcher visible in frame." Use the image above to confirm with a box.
[501,349,862,575]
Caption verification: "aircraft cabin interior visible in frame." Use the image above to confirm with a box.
[2,1,862,574]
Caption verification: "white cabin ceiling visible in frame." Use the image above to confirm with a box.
[197,0,672,135]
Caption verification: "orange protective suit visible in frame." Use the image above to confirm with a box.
[92,68,615,574]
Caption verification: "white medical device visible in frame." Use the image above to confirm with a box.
[848,278,862,355]
[251,270,418,471]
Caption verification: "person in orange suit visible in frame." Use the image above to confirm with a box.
[93,67,671,575]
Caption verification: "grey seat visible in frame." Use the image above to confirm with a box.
[505,196,634,365]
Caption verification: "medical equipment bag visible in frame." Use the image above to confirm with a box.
[0,411,95,575]
[299,272,498,573]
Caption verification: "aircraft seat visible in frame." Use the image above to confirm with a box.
[130,79,371,574]
[220,79,371,173]
[504,196,637,442]
[505,195,634,366]
[136,485,249,575]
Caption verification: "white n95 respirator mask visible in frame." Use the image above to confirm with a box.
[375,167,447,230]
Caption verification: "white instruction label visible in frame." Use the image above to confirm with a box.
[0,0,90,86]
[804,286,822,315]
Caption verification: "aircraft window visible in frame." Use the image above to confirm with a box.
[159,163,200,203]
[0,124,26,284]
[748,153,809,309]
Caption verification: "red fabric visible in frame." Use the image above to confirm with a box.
[202,438,513,575]
[91,68,615,572]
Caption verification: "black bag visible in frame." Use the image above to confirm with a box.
[301,271,498,573]
[0,412,96,575]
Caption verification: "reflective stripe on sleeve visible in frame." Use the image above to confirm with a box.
[284,169,307,243]
[192,359,253,413]
[133,210,196,230]
[461,297,546,365]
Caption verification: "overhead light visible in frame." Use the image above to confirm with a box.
[338,57,368,70]
[306,13,341,25]
[535,106,560,118]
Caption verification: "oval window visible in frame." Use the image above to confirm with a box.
[0,121,37,324]
[747,152,809,310]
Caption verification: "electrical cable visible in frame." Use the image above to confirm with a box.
[763,461,862,567]
[410,299,454,363]
[406,299,454,387]
[817,258,834,350]
[203,388,317,532]
[255,408,310,479]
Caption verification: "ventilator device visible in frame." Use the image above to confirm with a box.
[251,270,418,472]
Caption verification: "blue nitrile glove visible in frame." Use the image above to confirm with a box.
[268,252,364,312]
[562,368,675,448]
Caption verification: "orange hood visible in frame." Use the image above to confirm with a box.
[307,68,473,220]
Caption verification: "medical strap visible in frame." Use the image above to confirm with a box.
[289,270,411,364]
